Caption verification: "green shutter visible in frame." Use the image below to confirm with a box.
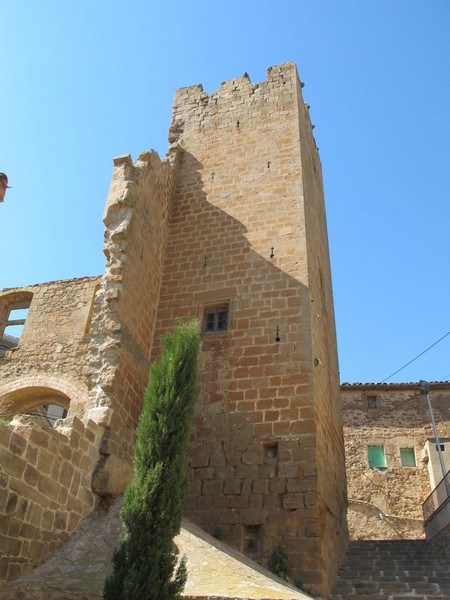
[400,447,416,467]
[368,445,386,468]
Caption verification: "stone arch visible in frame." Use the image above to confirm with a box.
[0,374,89,420]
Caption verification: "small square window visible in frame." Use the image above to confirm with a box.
[263,442,278,476]
[368,445,386,469]
[400,447,416,467]
[367,395,378,410]
[203,305,228,333]
[263,442,278,460]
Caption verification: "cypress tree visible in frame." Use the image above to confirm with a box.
[103,319,200,600]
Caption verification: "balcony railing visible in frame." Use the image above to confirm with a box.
[423,470,450,540]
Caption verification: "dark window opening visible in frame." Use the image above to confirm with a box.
[263,442,278,477]
[203,305,228,333]
[1,302,30,352]
[264,442,278,460]
[367,395,378,410]
[243,524,261,555]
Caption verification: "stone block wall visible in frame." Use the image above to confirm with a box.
[341,382,450,540]
[0,416,102,582]
[296,74,348,592]
[148,62,347,596]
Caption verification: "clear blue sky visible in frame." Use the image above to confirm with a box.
[2,1,449,384]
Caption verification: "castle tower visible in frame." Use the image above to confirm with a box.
[0,62,347,596]
[149,62,348,595]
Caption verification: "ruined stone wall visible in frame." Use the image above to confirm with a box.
[341,383,450,540]
[0,277,99,418]
[0,277,108,582]
[150,62,347,597]
[84,149,179,469]
[0,415,102,582]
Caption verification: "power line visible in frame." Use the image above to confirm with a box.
[380,330,450,384]
[341,329,450,419]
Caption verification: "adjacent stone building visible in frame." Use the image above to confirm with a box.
[0,63,348,597]
[341,381,450,541]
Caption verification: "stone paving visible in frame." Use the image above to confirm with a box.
[1,496,312,600]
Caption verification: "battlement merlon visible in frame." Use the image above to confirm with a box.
[169,61,315,148]
[103,147,180,223]
[172,61,300,105]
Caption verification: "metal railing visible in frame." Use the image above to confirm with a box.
[423,470,450,523]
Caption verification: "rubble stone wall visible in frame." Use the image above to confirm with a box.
[342,383,450,540]
[0,277,99,419]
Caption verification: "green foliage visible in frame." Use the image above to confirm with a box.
[212,526,223,541]
[269,543,290,581]
[0,417,12,426]
[103,320,200,600]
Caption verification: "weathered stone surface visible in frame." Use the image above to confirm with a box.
[341,382,450,541]
[0,63,349,598]
[91,455,133,496]
[0,497,312,600]
[149,62,347,596]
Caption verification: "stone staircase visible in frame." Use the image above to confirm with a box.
[332,539,450,599]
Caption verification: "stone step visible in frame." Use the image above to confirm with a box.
[338,570,450,578]
[331,539,450,599]
[333,596,450,600]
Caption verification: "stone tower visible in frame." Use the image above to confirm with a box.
[0,62,347,597]
[149,62,348,593]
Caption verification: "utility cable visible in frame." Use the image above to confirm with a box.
[341,328,450,411]
[379,329,450,384]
